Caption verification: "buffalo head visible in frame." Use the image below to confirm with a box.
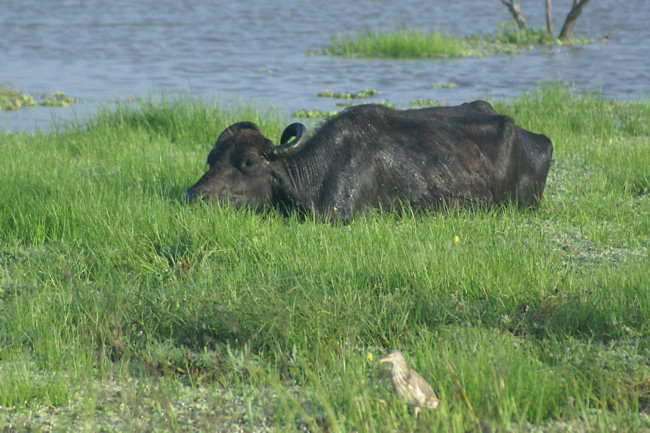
[184,121,308,210]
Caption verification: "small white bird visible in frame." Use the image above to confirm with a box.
[378,350,440,417]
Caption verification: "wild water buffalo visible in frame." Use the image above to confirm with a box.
[184,101,552,219]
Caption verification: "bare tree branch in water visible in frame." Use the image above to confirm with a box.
[500,0,526,29]
[559,0,590,39]
[545,0,553,35]
[499,0,590,40]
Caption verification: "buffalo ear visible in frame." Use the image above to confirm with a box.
[267,123,308,159]
[213,121,262,149]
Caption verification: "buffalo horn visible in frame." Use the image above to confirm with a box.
[213,121,262,148]
[272,123,308,158]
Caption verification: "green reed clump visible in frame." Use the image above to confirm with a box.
[488,22,592,47]
[326,29,474,58]
[1,87,648,432]
[324,24,592,59]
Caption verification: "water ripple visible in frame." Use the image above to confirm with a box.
[1,0,648,131]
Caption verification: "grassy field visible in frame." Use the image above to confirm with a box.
[322,25,591,59]
[1,86,648,432]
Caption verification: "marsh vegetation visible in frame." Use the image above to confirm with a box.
[1,86,648,432]
[323,23,592,59]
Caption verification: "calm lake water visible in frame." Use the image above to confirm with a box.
[1,0,649,131]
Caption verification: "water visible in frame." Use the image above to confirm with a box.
[1,0,649,131]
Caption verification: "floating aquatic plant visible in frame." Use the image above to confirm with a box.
[1,85,37,111]
[291,108,339,119]
[409,99,448,108]
[317,88,380,99]
[431,82,457,89]
[0,85,81,111]
[38,91,81,107]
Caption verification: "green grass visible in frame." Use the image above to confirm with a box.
[325,29,476,59]
[323,24,593,59]
[1,86,649,432]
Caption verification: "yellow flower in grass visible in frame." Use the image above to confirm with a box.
[367,352,374,362]
[453,236,460,243]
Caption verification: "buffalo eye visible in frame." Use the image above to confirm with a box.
[239,157,256,170]
[233,153,259,172]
